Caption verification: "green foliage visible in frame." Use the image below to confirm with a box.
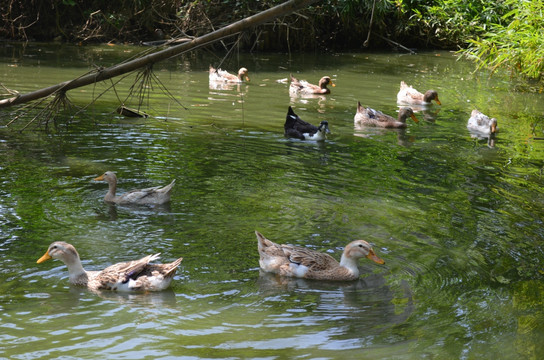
[403,0,509,48]
[462,0,544,82]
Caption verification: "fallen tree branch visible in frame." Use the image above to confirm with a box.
[0,0,317,110]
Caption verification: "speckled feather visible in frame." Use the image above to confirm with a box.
[256,231,384,281]
[37,241,183,292]
[94,171,175,205]
[354,101,418,129]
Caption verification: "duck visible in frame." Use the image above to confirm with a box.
[284,106,330,141]
[397,81,441,106]
[209,65,250,83]
[37,241,183,292]
[467,109,497,135]
[354,101,419,128]
[289,74,335,95]
[255,231,384,281]
[94,171,175,205]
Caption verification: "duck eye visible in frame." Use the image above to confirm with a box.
[358,244,363,248]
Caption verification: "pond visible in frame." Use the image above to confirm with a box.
[1,42,544,359]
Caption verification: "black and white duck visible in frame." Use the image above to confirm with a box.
[284,106,330,141]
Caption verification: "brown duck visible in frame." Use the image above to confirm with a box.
[256,231,384,281]
[37,241,183,291]
[354,101,419,129]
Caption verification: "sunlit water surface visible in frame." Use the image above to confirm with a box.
[1,43,544,359]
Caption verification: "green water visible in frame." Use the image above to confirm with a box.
[1,43,544,359]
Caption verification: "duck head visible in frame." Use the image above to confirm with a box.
[318,120,331,134]
[238,67,250,82]
[37,241,80,265]
[423,90,441,105]
[342,240,385,264]
[319,76,335,89]
[399,107,419,123]
[94,171,117,184]
[490,118,498,134]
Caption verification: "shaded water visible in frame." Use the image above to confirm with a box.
[1,43,544,359]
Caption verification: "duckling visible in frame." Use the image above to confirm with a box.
[255,231,384,281]
[209,65,250,83]
[284,106,330,141]
[94,171,175,205]
[397,81,441,106]
[289,74,335,95]
[467,109,497,135]
[37,241,183,292]
[354,101,419,128]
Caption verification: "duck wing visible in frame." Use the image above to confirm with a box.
[284,128,306,140]
[282,244,339,272]
[365,107,395,123]
[94,253,161,289]
[289,74,320,94]
[397,81,424,102]
[209,66,238,82]
[285,107,317,131]
[94,254,183,291]
[117,180,175,204]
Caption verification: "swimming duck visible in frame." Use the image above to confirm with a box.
[255,231,384,281]
[94,171,175,205]
[284,106,330,141]
[354,101,419,128]
[397,81,441,106]
[467,109,497,135]
[289,74,335,95]
[37,241,183,292]
[209,65,250,83]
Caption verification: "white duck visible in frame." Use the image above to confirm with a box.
[467,109,497,135]
[397,81,441,106]
[209,65,250,83]
[289,74,335,95]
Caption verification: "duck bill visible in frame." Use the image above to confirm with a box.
[331,81,336,87]
[491,123,497,133]
[245,76,250,82]
[366,250,385,265]
[37,252,52,263]
[410,113,420,124]
[94,174,105,181]
[434,97,442,105]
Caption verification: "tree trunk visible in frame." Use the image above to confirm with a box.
[0,0,317,109]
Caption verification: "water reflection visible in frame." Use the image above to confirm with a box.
[404,104,441,122]
[253,271,414,350]
[469,133,497,148]
[208,81,248,92]
[353,126,415,147]
[93,288,178,307]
